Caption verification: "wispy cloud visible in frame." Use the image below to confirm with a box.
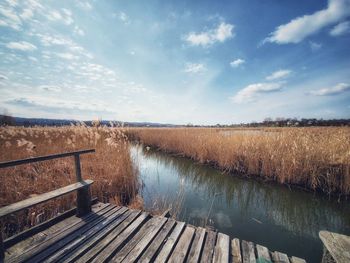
[230,59,245,68]
[0,5,22,30]
[330,21,350,36]
[264,0,350,44]
[231,82,284,103]
[308,83,350,96]
[6,41,37,51]
[184,63,206,73]
[76,1,93,11]
[309,41,322,51]
[266,69,292,80]
[38,85,62,92]
[46,8,74,25]
[185,22,234,47]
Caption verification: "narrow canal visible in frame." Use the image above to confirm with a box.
[131,144,350,263]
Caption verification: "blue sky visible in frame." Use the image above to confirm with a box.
[0,0,349,124]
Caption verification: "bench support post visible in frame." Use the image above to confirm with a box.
[76,185,92,217]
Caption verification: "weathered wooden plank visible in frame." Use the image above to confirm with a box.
[213,233,230,263]
[200,230,217,263]
[187,227,206,263]
[121,217,168,262]
[138,219,176,263]
[59,208,132,263]
[319,230,350,263]
[272,251,290,263]
[256,244,271,262]
[242,240,256,263]
[231,238,242,263]
[89,212,149,263]
[7,204,115,263]
[5,201,104,257]
[5,203,109,260]
[0,180,93,219]
[111,216,166,262]
[74,210,142,263]
[290,256,306,263]
[154,221,186,263]
[42,207,128,262]
[168,225,195,263]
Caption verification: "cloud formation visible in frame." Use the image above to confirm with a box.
[265,0,350,44]
[330,21,350,36]
[185,22,234,47]
[6,41,37,51]
[309,83,350,95]
[184,63,206,73]
[230,59,245,68]
[266,69,292,80]
[231,82,283,103]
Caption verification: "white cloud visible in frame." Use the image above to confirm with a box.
[230,59,245,68]
[46,8,73,25]
[265,0,350,44]
[6,41,37,51]
[309,83,350,95]
[266,69,292,80]
[184,63,206,73]
[0,74,8,80]
[19,8,33,20]
[56,52,79,60]
[0,6,22,30]
[330,21,350,36]
[231,82,284,103]
[74,26,85,36]
[39,85,62,92]
[309,41,322,51]
[185,22,234,47]
[76,1,92,11]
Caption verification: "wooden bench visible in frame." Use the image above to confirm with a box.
[0,149,95,261]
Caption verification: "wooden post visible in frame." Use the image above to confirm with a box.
[74,154,91,217]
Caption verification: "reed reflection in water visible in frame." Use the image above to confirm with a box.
[131,144,350,263]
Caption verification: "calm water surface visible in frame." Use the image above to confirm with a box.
[131,144,350,263]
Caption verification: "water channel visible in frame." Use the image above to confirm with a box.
[131,144,350,263]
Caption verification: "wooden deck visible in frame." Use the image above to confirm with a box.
[3,202,307,263]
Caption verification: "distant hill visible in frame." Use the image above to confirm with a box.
[0,115,178,127]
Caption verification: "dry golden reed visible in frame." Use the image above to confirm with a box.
[127,127,350,196]
[0,124,139,237]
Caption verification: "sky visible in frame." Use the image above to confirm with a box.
[0,0,350,125]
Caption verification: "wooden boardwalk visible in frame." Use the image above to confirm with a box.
[3,202,306,263]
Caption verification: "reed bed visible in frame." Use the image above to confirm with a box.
[127,127,350,196]
[0,124,140,237]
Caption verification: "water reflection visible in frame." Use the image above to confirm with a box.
[132,144,350,263]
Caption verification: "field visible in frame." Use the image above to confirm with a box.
[127,127,350,196]
[0,124,140,237]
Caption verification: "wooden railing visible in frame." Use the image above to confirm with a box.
[0,149,95,260]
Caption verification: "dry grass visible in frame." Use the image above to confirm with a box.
[127,127,350,196]
[0,124,140,237]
